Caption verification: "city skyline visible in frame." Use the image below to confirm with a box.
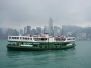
[1,22,91,40]
[1,25,91,40]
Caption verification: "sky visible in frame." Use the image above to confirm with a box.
[0,0,91,29]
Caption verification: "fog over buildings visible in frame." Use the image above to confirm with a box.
[0,0,91,40]
[0,0,91,29]
[0,17,91,40]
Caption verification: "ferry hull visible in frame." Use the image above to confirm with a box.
[6,44,76,51]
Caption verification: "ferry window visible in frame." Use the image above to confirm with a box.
[17,37,19,39]
[30,38,32,40]
[23,37,25,40]
[41,38,44,40]
[67,38,71,40]
[34,38,36,41]
[40,38,47,41]
[23,37,27,40]
[37,38,39,41]
[12,37,14,39]
[45,38,47,40]
[34,38,36,40]
[39,38,41,40]
[55,38,60,41]
[28,38,29,40]
[9,37,11,39]
[26,38,28,40]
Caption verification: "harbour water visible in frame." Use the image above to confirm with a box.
[0,40,91,68]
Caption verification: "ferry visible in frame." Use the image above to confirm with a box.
[6,33,76,51]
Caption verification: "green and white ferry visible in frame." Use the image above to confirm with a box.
[6,33,76,51]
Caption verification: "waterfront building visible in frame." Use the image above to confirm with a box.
[54,26,58,36]
[76,33,86,40]
[57,27,61,36]
[24,27,27,35]
[49,17,54,36]
[31,28,36,35]
[61,26,67,37]
[36,27,41,35]
[27,26,31,35]
[20,29,23,36]
[44,26,48,33]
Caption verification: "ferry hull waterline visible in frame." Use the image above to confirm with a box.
[6,33,76,51]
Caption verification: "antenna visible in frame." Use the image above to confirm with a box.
[19,24,20,36]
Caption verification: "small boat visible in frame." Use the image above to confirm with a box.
[6,33,76,51]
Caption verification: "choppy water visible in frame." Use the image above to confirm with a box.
[0,40,91,68]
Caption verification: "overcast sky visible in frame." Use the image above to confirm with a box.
[0,0,91,29]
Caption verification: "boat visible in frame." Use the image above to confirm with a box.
[6,33,76,51]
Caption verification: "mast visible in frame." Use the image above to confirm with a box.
[19,24,21,36]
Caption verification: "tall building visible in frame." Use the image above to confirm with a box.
[57,27,61,36]
[61,26,67,37]
[54,26,61,36]
[31,28,36,35]
[49,17,54,36]
[44,26,48,33]
[36,27,41,35]
[27,26,31,35]
[20,29,23,35]
[76,33,86,40]
[24,27,27,35]
[54,26,58,36]
[5,28,18,38]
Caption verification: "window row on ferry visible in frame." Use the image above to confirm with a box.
[34,38,48,41]
[9,37,32,40]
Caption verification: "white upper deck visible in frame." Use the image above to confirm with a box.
[8,34,75,42]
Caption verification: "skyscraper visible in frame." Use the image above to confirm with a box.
[31,28,36,35]
[36,27,41,35]
[61,26,67,37]
[24,27,27,35]
[49,17,54,36]
[26,26,31,35]
[54,26,58,36]
[44,26,48,33]
[20,29,23,35]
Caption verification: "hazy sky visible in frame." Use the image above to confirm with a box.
[0,0,91,29]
